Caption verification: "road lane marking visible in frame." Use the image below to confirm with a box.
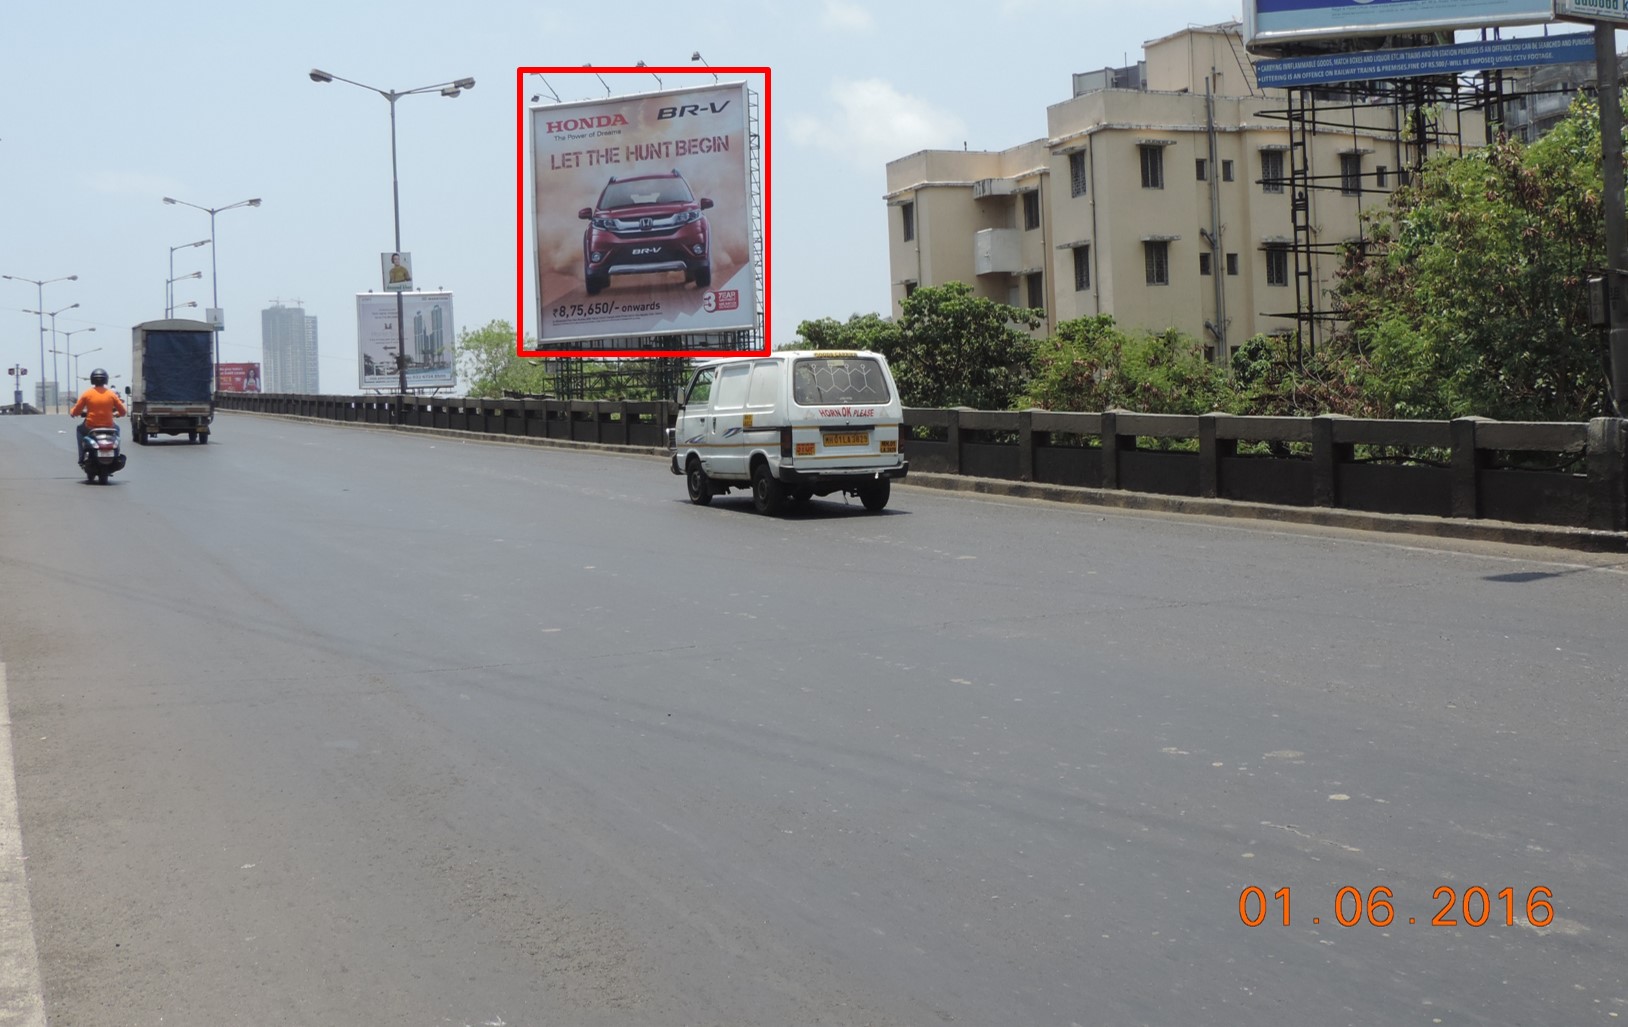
[0,657,46,1026]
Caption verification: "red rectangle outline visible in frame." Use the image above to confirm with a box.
[516,66,771,360]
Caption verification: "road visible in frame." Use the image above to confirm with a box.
[0,411,1624,1025]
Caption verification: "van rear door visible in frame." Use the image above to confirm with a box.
[790,354,900,467]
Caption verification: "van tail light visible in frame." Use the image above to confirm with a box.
[780,426,793,458]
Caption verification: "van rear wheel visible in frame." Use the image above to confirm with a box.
[751,463,785,515]
[858,478,891,512]
[686,458,713,506]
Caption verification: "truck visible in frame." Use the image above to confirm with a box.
[130,318,214,445]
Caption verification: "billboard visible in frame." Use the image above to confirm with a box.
[1555,0,1628,23]
[356,292,456,391]
[1255,31,1594,85]
[1245,0,1554,48]
[530,81,756,346]
[217,362,262,392]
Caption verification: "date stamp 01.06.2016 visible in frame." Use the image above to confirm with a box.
[1239,885,1555,928]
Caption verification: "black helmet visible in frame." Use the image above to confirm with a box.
[90,368,109,386]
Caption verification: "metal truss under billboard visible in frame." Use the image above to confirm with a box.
[1255,30,1595,85]
[356,292,456,391]
[529,80,758,348]
[1245,0,1554,48]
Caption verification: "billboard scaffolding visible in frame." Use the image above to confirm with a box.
[1247,32,1597,363]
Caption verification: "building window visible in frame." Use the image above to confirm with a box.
[1140,145,1165,189]
[901,202,914,242]
[1199,252,1212,276]
[1222,159,1235,182]
[1069,151,1087,197]
[1023,190,1041,230]
[1226,252,1239,276]
[1026,271,1045,309]
[1073,245,1090,291]
[1261,150,1284,194]
[1196,158,1208,181]
[1340,153,1363,196]
[1144,241,1170,285]
[1266,245,1289,287]
[904,281,918,298]
[1376,165,1388,188]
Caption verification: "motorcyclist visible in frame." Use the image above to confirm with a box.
[69,368,126,458]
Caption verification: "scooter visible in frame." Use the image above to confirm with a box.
[79,423,127,484]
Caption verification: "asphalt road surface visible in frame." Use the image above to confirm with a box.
[0,411,1624,1026]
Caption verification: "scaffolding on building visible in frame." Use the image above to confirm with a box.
[1252,70,1506,365]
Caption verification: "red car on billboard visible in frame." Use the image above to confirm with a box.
[578,170,713,295]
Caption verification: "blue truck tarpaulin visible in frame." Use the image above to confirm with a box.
[142,331,213,403]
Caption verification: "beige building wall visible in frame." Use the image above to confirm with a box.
[884,22,1476,358]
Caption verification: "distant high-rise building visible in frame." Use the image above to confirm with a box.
[261,301,319,394]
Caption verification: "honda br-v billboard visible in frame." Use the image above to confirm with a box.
[531,82,755,345]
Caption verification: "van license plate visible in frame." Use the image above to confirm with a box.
[823,432,869,447]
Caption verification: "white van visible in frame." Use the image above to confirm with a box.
[666,350,909,513]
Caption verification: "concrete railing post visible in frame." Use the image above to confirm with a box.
[1311,415,1339,507]
[1199,413,1232,499]
[1450,417,1486,520]
[1588,417,1628,532]
[1101,409,1121,489]
[1017,410,1035,482]
[946,408,964,475]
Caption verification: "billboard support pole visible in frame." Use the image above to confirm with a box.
[1598,24,1628,416]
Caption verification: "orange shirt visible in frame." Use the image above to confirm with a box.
[70,386,127,428]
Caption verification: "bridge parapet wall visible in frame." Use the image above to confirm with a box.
[216,393,1627,533]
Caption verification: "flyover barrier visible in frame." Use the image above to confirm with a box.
[216,393,1628,536]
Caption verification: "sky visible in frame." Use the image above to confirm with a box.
[2,0,1334,398]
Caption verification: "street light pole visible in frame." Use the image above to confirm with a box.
[168,239,211,318]
[167,271,203,318]
[162,197,261,394]
[25,303,80,413]
[2,273,76,411]
[53,336,100,392]
[308,68,475,397]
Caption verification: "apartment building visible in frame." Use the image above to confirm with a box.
[261,301,320,394]
[884,22,1461,359]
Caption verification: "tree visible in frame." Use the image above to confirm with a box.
[888,282,1041,408]
[791,312,901,353]
[1335,97,1613,420]
[1025,315,1232,414]
[458,320,550,398]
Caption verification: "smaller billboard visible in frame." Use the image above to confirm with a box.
[1246,0,1554,48]
[357,291,456,391]
[1254,31,1594,86]
[1555,0,1628,23]
[382,251,415,292]
[218,362,262,392]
